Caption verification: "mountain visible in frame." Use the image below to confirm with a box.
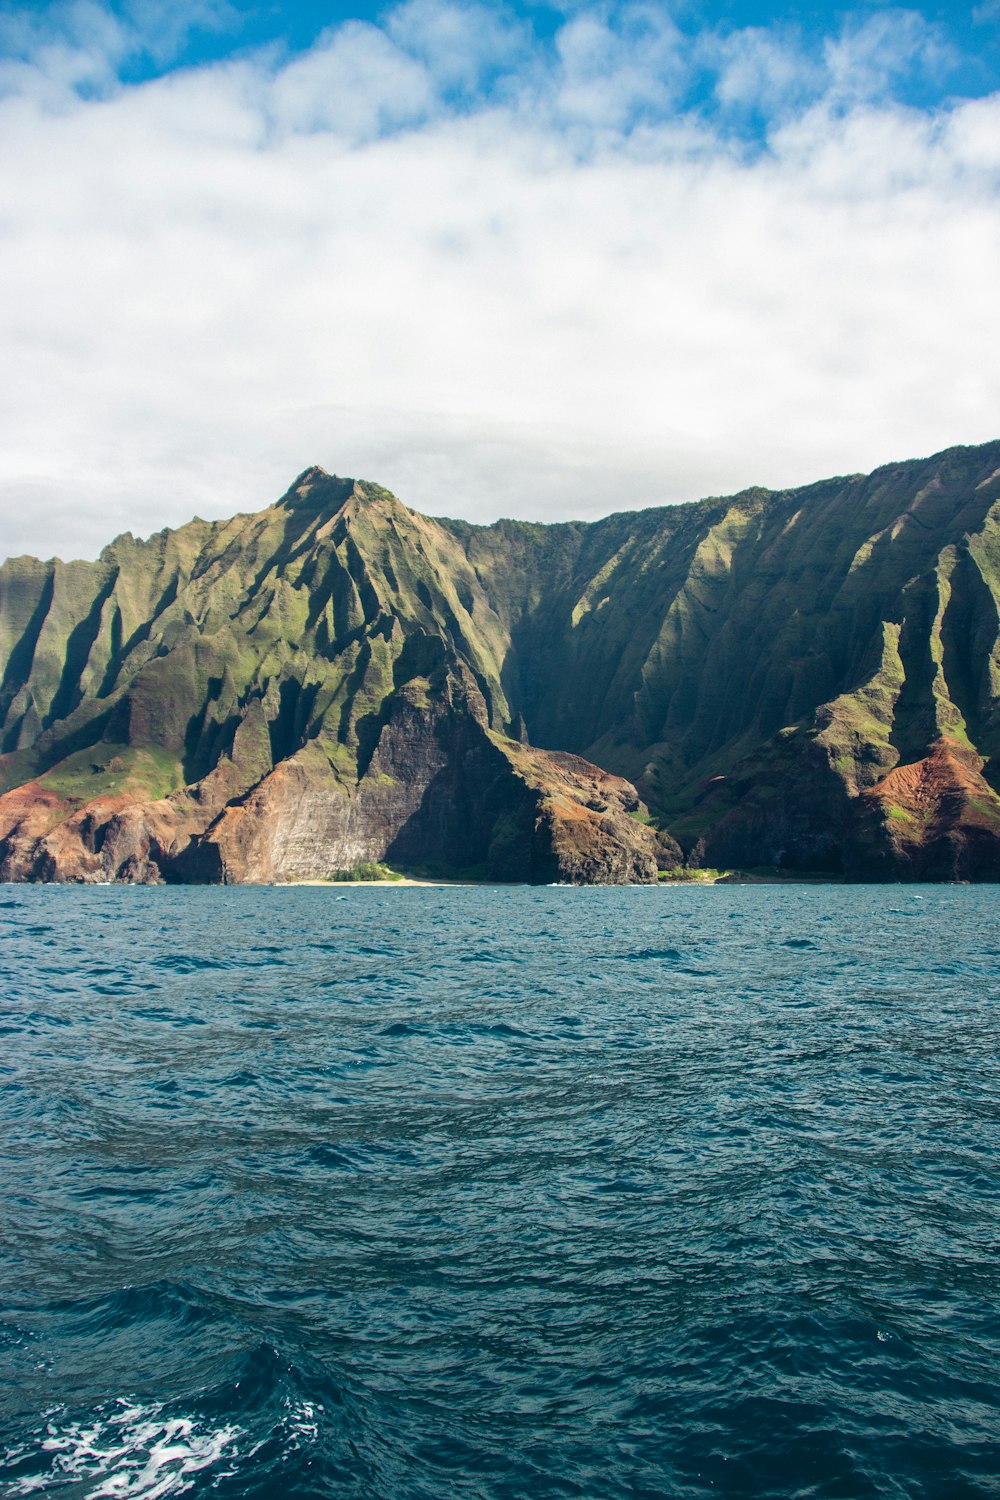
[2,441,1000,883]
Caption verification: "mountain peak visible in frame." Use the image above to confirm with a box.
[296,464,330,485]
[279,466,354,513]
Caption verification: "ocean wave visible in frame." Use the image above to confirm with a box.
[2,1399,244,1499]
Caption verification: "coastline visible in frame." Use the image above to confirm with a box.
[285,870,837,888]
[286,876,473,887]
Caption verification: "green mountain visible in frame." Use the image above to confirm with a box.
[3,440,1000,883]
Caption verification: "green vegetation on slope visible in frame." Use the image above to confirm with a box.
[3,443,1000,881]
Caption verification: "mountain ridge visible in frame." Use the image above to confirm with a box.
[3,438,1000,882]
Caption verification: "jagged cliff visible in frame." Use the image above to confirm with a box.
[0,472,670,883]
[2,441,1000,882]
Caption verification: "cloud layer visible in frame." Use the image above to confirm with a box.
[1,1,1000,558]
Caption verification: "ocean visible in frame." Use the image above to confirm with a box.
[1,883,998,1499]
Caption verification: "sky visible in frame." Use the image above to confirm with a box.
[0,0,999,560]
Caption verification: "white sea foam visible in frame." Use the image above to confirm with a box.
[281,1398,322,1446]
[4,1400,244,1498]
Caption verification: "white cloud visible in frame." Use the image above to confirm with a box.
[121,0,239,65]
[708,26,822,116]
[706,9,954,121]
[268,22,436,140]
[0,0,240,96]
[385,0,529,94]
[552,5,685,130]
[823,9,955,105]
[0,0,127,107]
[0,3,999,560]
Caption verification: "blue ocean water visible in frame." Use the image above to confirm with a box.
[1,884,999,1500]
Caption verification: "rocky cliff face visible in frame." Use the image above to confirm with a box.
[0,474,669,883]
[2,441,1000,882]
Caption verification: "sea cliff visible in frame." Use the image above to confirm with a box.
[3,442,1000,882]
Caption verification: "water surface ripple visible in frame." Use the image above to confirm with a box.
[1,884,999,1498]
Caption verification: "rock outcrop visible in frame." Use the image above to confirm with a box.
[2,442,1000,882]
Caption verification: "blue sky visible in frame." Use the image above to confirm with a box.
[8,0,999,114]
[1,0,999,557]
[9,0,1000,99]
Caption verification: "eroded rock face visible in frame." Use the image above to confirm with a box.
[851,740,1000,881]
[3,443,1000,882]
[493,744,678,884]
[0,665,667,883]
